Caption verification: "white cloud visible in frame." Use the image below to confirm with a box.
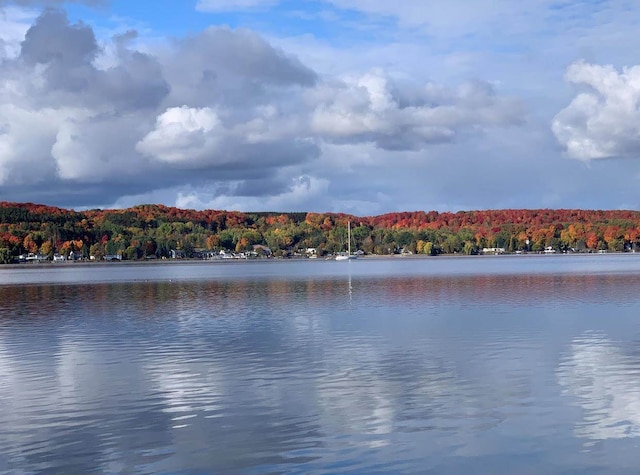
[52,119,94,180]
[552,61,640,161]
[324,0,631,41]
[52,112,147,181]
[0,6,37,59]
[7,2,639,212]
[137,106,223,164]
[311,73,395,138]
[0,104,61,185]
[175,175,330,211]
[310,70,523,150]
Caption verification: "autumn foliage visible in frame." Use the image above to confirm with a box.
[2,202,640,262]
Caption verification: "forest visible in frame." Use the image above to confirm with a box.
[2,201,640,263]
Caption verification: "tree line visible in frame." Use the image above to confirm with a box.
[2,202,640,263]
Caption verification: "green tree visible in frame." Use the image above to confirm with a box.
[608,238,624,252]
[218,229,235,250]
[89,242,105,260]
[463,241,476,255]
[397,230,414,248]
[442,235,461,254]
[494,230,510,249]
[351,226,370,248]
[423,241,434,256]
[106,238,124,256]
[40,241,53,257]
[125,245,140,260]
[0,247,11,264]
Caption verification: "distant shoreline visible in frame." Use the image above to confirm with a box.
[1,251,636,270]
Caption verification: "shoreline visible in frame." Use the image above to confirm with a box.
[0,251,636,270]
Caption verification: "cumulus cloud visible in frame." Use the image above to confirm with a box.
[21,7,96,67]
[0,9,319,203]
[0,6,524,209]
[552,61,640,161]
[0,6,36,59]
[0,8,174,188]
[162,26,316,111]
[310,70,523,150]
[0,104,62,184]
[51,113,149,181]
[137,107,223,164]
[13,9,169,110]
[174,175,330,211]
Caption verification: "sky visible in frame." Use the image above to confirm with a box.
[1,0,640,214]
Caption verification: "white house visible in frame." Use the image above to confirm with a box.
[482,247,506,255]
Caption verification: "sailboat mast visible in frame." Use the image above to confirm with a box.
[348,221,351,256]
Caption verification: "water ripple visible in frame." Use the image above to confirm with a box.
[3,260,640,472]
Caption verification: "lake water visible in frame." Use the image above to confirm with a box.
[2,255,640,473]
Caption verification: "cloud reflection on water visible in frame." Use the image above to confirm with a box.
[3,261,640,472]
[558,333,640,441]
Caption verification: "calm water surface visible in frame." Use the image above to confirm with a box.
[2,255,640,473]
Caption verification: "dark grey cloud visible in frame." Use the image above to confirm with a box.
[16,10,169,109]
[20,8,96,67]
[19,8,98,97]
[186,26,316,87]
[94,46,169,110]
[162,26,317,111]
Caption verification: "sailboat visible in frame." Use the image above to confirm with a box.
[336,221,357,260]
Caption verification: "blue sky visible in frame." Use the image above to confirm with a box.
[63,0,403,53]
[2,0,640,213]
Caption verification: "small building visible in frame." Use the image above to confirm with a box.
[25,253,49,263]
[252,245,272,257]
[544,246,556,254]
[69,250,83,261]
[200,250,219,260]
[482,247,506,255]
[53,254,66,262]
[103,254,122,261]
[219,250,235,259]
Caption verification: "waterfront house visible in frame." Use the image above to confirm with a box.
[23,253,49,263]
[481,247,506,255]
[252,245,272,257]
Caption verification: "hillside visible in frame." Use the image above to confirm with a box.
[1,202,640,263]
